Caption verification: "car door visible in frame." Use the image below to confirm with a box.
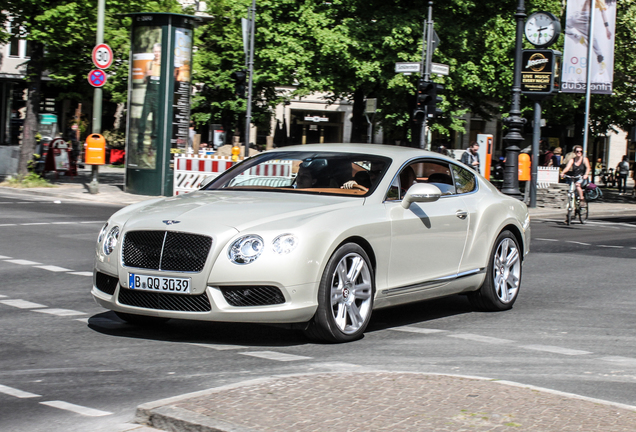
[385,159,469,291]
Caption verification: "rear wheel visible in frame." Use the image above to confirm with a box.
[304,243,374,343]
[468,230,522,311]
[115,311,169,326]
[579,203,588,224]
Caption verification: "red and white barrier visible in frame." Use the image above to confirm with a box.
[173,155,293,195]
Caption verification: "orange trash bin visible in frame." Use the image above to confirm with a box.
[518,153,531,181]
[85,134,106,165]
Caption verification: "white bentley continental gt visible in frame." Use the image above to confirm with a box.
[92,144,530,343]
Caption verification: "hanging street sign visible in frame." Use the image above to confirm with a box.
[92,43,113,69]
[395,62,421,74]
[430,63,450,76]
[88,69,107,87]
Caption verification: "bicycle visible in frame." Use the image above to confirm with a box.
[563,174,588,225]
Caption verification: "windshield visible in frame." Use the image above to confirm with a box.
[203,151,391,197]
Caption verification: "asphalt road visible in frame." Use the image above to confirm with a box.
[1,193,635,432]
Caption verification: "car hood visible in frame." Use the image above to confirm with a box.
[120,190,362,233]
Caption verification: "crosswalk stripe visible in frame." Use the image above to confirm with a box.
[0,255,13,259]
[189,343,248,351]
[40,401,112,417]
[4,259,42,265]
[68,272,93,277]
[448,333,514,344]
[33,308,86,317]
[0,299,47,309]
[518,344,591,356]
[0,384,41,399]
[391,326,446,334]
[239,351,312,362]
[35,265,73,272]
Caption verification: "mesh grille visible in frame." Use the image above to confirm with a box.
[118,288,211,312]
[122,231,212,272]
[220,286,285,307]
[161,232,212,272]
[95,272,118,295]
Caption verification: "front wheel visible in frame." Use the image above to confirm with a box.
[304,243,374,343]
[468,230,522,311]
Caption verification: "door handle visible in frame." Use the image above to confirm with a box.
[456,210,468,220]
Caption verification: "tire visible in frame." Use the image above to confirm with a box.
[579,204,588,224]
[468,230,522,311]
[304,243,374,343]
[115,311,170,326]
[566,207,572,225]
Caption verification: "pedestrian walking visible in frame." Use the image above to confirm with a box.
[616,155,629,195]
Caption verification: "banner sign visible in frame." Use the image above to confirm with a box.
[521,50,561,96]
[562,0,617,94]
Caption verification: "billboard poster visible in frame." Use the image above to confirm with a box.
[562,0,616,94]
[171,28,193,158]
[128,26,163,169]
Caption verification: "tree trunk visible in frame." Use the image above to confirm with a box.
[350,88,366,143]
[18,41,45,177]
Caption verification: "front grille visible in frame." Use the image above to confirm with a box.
[122,231,212,272]
[118,288,211,312]
[95,272,118,295]
[220,286,285,307]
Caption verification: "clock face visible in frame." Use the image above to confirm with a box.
[525,12,560,47]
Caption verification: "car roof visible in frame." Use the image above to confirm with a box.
[264,143,448,161]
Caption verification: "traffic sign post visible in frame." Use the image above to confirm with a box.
[92,43,113,69]
[88,69,107,87]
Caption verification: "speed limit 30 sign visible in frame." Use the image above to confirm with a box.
[92,43,113,69]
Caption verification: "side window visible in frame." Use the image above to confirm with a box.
[451,164,477,194]
[386,160,456,200]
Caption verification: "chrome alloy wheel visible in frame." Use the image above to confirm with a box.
[493,237,521,303]
[329,252,373,334]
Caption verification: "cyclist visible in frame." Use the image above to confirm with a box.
[561,145,591,207]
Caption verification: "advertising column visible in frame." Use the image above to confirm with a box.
[125,13,195,196]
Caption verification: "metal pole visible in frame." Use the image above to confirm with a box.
[89,0,105,194]
[530,100,541,208]
[419,1,433,150]
[501,0,526,198]
[244,0,256,159]
[582,3,596,157]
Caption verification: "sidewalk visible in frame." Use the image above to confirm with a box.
[3,168,636,432]
[2,166,636,218]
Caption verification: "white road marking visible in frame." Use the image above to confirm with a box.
[534,238,559,241]
[51,222,75,225]
[0,384,41,398]
[68,272,93,277]
[33,308,86,317]
[447,334,514,344]
[80,221,104,224]
[0,299,47,309]
[392,326,446,334]
[0,224,17,227]
[240,351,313,362]
[4,259,42,266]
[76,318,90,324]
[40,400,112,417]
[599,356,636,367]
[598,245,623,249]
[0,294,6,298]
[189,343,248,350]
[21,223,49,226]
[35,265,73,272]
[565,241,591,246]
[518,345,591,356]
[0,255,13,259]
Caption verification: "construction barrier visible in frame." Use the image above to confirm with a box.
[173,154,293,195]
[537,166,560,188]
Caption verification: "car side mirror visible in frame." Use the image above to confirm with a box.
[199,175,217,190]
[401,183,441,209]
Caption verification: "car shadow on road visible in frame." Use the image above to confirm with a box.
[365,294,474,333]
[86,311,309,347]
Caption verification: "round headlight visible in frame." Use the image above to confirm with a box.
[103,226,120,255]
[97,222,109,243]
[272,234,298,254]
[228,235,264,264]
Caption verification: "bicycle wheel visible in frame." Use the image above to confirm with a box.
[566,206,572,225]
[579,203,588,224]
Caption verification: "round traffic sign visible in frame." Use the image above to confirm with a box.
[92,43,113,69]
[88,69,107,87]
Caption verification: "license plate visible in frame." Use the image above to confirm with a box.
[128,273,191,294]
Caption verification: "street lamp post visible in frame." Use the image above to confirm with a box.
[501,0,526,199]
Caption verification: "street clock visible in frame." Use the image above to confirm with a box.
[525,11,561,48]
